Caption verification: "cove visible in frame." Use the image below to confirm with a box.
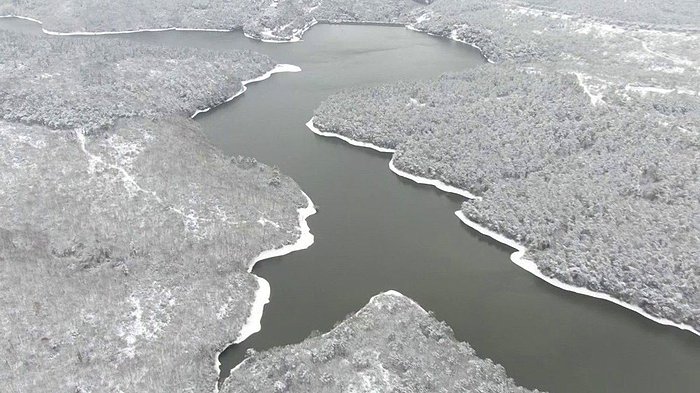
[3,19,699,393]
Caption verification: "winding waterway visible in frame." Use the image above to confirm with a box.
[3,18,700,393]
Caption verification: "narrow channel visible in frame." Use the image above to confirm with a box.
[4,19,699,393]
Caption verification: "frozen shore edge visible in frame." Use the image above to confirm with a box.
[306,118,699,338]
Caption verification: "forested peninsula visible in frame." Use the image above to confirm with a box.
[0,31,310,392]
[312,0,699,333]
[223,291,543,393]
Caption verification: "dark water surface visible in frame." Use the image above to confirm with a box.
[3,19,699,393]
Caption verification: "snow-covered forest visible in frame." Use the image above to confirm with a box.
[513,0,699,26]
[1,0,698,390]
[309,0,699,333]
[0,32,308,392]
[314,63,699,330]
[0,31,274,132]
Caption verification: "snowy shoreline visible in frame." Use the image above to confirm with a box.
[188,64,314,392]
[213,193,315,391]
[248,192,316,272]
[388,158,481,200]
[305,118,395,153]
[306,118,700,338]
[0,14,232,35]
[0,15,491,61]
[212,276,271,393]
[213,194,316,393]
[306,118,479,200]
[185,66,312,391]
[455,211,700,337]
[191,64,301,119]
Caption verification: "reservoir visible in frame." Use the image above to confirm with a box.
[3,18,699,393]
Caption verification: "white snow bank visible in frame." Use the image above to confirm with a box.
[248,192,316,271]
[307,118,480,200]
[232,277,271,345]
[389,157,481,200]
[0,14,42,24]
[305,118,395,153]
[192,64,301,119]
